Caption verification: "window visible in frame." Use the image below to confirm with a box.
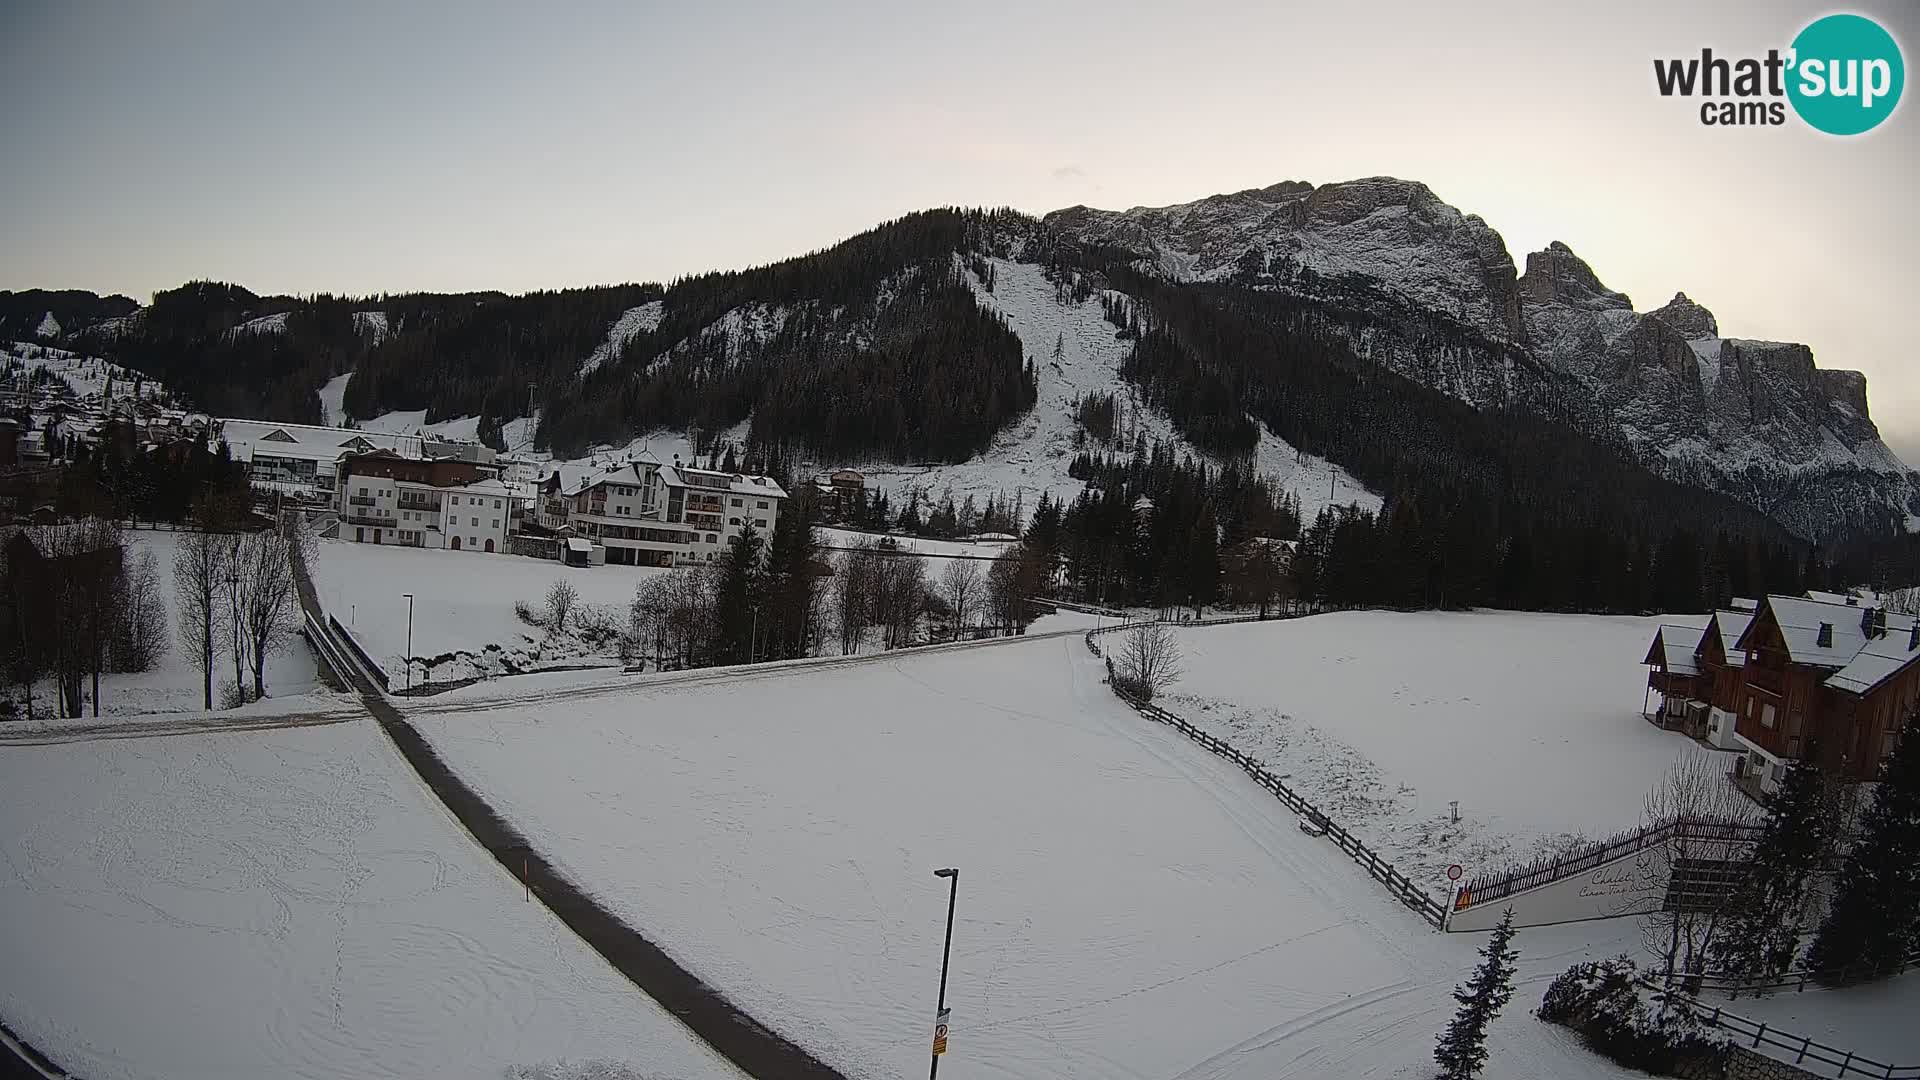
[1761,703,1777,729]
[491,519,499,528]
[451,496,460,505]
[729,517,740,526]
[471,516,480,527]
[755,518,767,529]
[358,487,367,496]
[705,533,716,544]
[757,500,768,509]
[731,497,742,507]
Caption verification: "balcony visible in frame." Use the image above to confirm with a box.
[1745,664,1785,696]
[398,499,442,513]
[349,495,377,507]
[344,513,390,527]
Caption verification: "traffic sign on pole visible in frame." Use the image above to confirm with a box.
[932,1007,950,1056]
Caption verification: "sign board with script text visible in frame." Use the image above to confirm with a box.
[931,1007,950,1056]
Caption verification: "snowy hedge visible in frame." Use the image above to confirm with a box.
[1536,956,1729,1078]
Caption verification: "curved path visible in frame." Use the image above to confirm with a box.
[288,548,848,1080]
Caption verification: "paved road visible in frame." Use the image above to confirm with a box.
[287,544,851,1080]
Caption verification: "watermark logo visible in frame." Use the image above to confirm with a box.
[1654,13,1904,134]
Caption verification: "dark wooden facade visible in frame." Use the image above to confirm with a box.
[1734,600,1918,781]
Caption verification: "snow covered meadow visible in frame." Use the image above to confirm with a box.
[0,719,738,1080]
[1159,610,1720,894]
[307,540,668,685]
[412,632,1651,1080]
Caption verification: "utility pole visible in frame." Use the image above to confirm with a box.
[402,592,415,693]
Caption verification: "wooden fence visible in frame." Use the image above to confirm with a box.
[1086,623,1447,928]
[1644,983,1919,1079]
[325,614,390,692]
[1455,816,1764,913]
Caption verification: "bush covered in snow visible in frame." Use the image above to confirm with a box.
[1536,956,1728,1077]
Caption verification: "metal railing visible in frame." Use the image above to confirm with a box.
[1454,816,1763,912]
[1644,982,1919,1079]
[348,495,377,506]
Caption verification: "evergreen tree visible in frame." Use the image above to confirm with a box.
[1808,707,1920,985]
[759,493,821,660]
[1435,908,1520,1079]
[1709,751,1838,986]
[712,523,764,665]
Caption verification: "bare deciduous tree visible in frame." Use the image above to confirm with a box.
[1639,754,1757,996]
[546,578,580,631]
[834,542,879,655]
[174,528,228,711]
[1115,621,1183,701]
[112,548,168,673]
[940,559,982,637]
[230,529,299,700]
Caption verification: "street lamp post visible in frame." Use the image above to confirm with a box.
[402,593,415,693]
[930,867,958,1079]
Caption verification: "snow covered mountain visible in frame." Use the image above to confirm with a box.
[1045,178,1918,538]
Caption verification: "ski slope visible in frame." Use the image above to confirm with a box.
[0,719,739,1080]
[850,257,1379,522]
[1162,611,1720,892]
[412,633,1648,1080]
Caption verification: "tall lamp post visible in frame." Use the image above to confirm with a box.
[930,867,959,1079]
[402,592,415,693]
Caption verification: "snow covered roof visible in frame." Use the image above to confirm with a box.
[661,465,787,500]
[1707,609,1755,668]
[566,537,593,553]
[1824,625,1920,696]
[1729,597,1758,611]
[218,419,422,464]
[1747,594,1918,670]
[1647,625,1705,675]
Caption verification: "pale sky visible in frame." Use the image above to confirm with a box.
[3,1,1915,462]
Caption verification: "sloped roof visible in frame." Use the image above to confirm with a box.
[218,418,422,464]
[1746,594,1918,670]
[661,465,788,500]
[1825,624,1920,696]
[1654,625,1705,675]
[1709,609,1755,668]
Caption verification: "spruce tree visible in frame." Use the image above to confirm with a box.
[1434,908,1519,1080]
[1709,750,1837,987]
[712,523,764,665]
[1808,707,1920,985]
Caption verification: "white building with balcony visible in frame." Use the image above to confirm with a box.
[539,454,786,566]
[336,450,521,553]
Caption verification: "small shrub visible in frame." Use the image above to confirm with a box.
[1537,957,1729,1077]
[545,580,580,631]
[513,600,539,627]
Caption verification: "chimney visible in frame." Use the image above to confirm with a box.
[1910,622,1919,652]
[1861,607,1877,638]
[1817,622,1834,648]
[1846,594,1859,606]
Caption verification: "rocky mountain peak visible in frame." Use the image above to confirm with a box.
[1518,241,1632,312]
[1648,292,1719,339]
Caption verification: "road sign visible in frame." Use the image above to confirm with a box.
[932,1007,950,1056]
[1446,864,1464,882]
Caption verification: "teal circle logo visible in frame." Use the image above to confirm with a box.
[1787,14,1904,135]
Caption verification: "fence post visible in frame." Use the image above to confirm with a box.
[1753,1022,1766,1048]
[1797,1036,1810,1064]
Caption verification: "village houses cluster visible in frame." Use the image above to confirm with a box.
[214,417,788,567]
[1644,590,1920,800]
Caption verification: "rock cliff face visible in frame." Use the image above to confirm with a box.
[1045,180,1917,539]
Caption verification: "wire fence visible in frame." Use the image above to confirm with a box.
[1643,981,1919,1079]
[1086,621,1447,928]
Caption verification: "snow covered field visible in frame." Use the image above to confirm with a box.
[23,530,322,720]
[308,539,666,683]
[413,633,1650,1080]
[0,719,739,1080]
[1159,611,1720,894]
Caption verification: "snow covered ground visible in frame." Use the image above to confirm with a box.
[308,539,666,684]
[1706,978,1920,1066]
[3,342,171,405]
[1158,610,1720,895]
[411,633,1652,1080]
[20,530,321,720]
[316,371,352,427]
[0,720,740,1080]
[845,257,1379,523]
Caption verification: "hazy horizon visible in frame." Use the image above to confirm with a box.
[3,0,1916,464]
